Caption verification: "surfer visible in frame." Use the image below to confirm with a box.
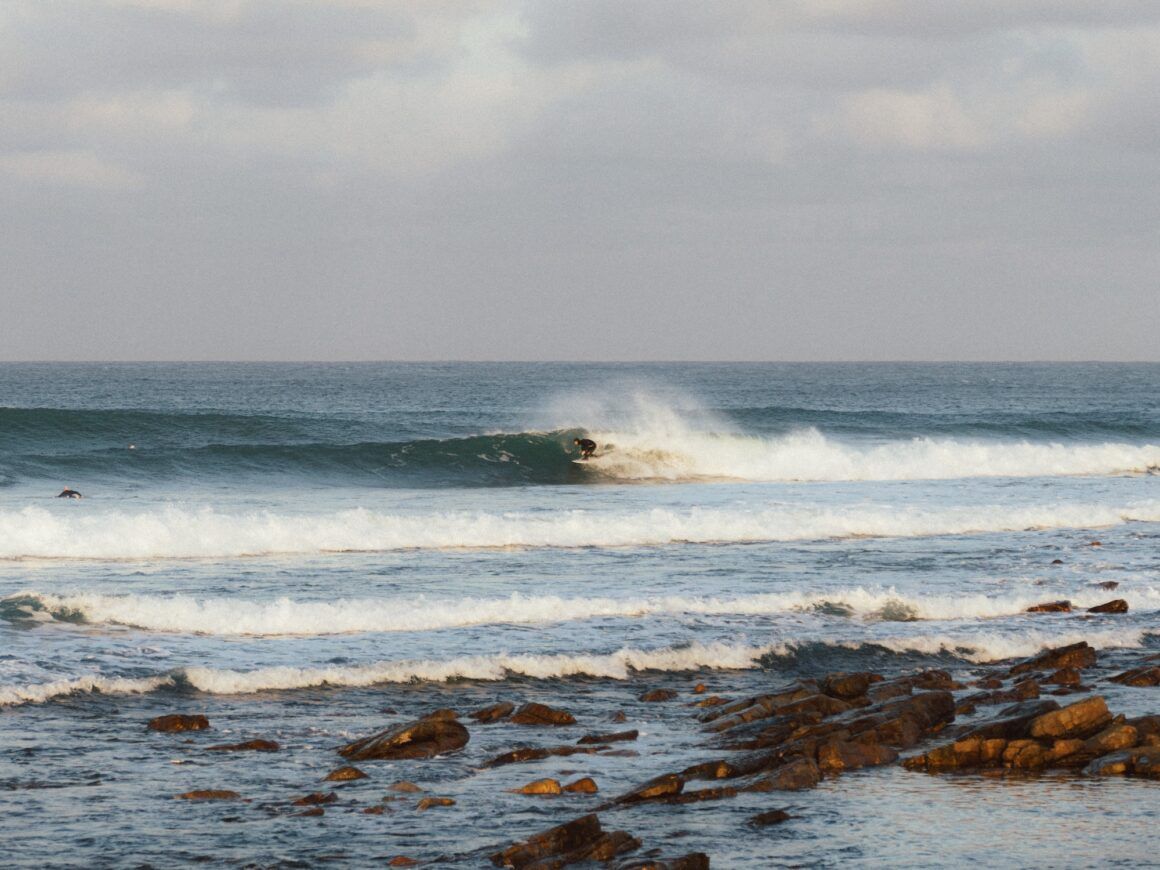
[57,487,82,499]
[574,437,597,460]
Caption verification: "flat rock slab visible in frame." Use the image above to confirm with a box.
[148,714,210,733]
[511,702,577,726]
[339,718,469,761]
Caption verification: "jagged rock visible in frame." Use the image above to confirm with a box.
[1084,747,1160,778]
[742,756,821,792]
[820,671,882,700]
[563,777,598,794]
[1127,715,1160,745]
[578,729,638,745]
[485,745,605,768]
[511,703,577,726]
[715,710,824,751]
[471,701,515,722]
[1087,599,1128,614]
[749,809,791,827]
[1007,642,1096,677]
[148,714,210,733]
[490,814,616,868]
[639,689,678,702]
[610,773,684,805]
[959,700,1062,741]
[293,792,337,806]
[1027,601,1072,613]
[1045,668,1081,687]
[1028,696,1112,740]
[417,796,455,810]
[338,717,469,761]
[1110,666,1160,687]
[206,739,279,752]
[324,766,368,782]
[700,682,818,730]
[539,830,640,867]
[175,789,240,800]
[682,759,736,780]
[816,739,899,773]
[514,778,562,795]
[956,680,1039,712]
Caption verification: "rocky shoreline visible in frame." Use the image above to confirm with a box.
[146,638,1159,868]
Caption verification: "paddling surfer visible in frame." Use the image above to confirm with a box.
[57,487,82,499]
[574,437,597,460]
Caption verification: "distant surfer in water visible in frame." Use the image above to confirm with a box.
[574,437,597,460]
[58,487,82,499]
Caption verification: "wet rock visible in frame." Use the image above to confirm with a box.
[663,785,738,804]
[206,739,279,752]
[1045,668,1082,687]
[700,682,818,731]
[1087,599,1128,614]
[1028,696,1112,740]
[485,745,606,768]
[615,855,709,870]
[470,701,515,723]
[424,708,459,721]
[1007,642,1096,677]
[149,714,210,733]
[964,699,1061,741]
[610,711,629,723]
[324,766,368,782]
[1095,580,1119,590]
[293,791,338,806]
[742,756,821,792]
[609,773,684,806]
[338,717,469,761]
[489,813,616,868]
[816,739,899,773]
[717,710,825,751]
[692,683,707,694]
[749,809,791,827]
[681,759,736,781]
[563,777,598,794]
[511,703,577,726]
[388,858,419,867]
[1050,559,1064,565]
[956,680,1040,712]
[1127,715,1160,745]
[514,778,562,795]
[387,781,423,793]
[692,696,728,708]
[903,735,1006,772]
[578,729,638,745]
[1026,601,1072,613]
[639,689,678,702]
[1110,666,1160,687]
[974,678,1003,690]
[1084,746,1160,778]
[297,807,325,817]
[820,671,882,701]
[416,796,455,810]
[363,805,388,815]
[174,789,240,800]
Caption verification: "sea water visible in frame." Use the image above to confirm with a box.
[0,362,1157,867]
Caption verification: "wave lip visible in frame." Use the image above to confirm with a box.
[2,500,1159,560]
[8,586,1158,636]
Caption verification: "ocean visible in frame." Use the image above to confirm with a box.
[1,362,1157,867]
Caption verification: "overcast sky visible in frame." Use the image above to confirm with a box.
[1,1,1157,361]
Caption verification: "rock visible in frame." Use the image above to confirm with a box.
[682,759,736,781]
[424,708,459,721]
[749,809,791,827]
[338,717,469,761]
[485,745,605,768]
[1050,559,1064,565]
[563,777,598,794]
[1095,580,1119,590]
[692,696,728,708]
[640,689,678,702]
[1007,642,1096,677]
[1110,666,1160,687]
[1089,540,1101,547]
[416,796,455,810]
[511,702,577,726]
[513,778,562,795]
[578,729,638,745]
[743,756,821,792]
[820,672,882,700]
[206,739,279,752]
[324,766,368,782]
[616,855,709,870]
[816,739,899,773]
[389,858,419,867]
[693,683,707,694]
[363,805,387,815]
[957,681,1040,711]
[1026,601,1072,613]
[1028,696,1112,740]
[1084,747,1160,778]
[1127,715,1160,745]
[297,807,325,817]
[610,711,628,723]
[293,792,338,806]
[489,813,608,868]
[175,790,240,800]
[1045,668,1082,687]
[663,785,738,804]
[610,773,684,806]
[148,714,210,733]
[701,682,818,731]
[470,701,515,723]
[387,781,423,793]
[1087,599,1128,614]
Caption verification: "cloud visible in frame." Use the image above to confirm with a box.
[0,149,142,188]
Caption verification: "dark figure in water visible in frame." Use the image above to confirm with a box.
[58,487,82,499]
[574,437,597,460]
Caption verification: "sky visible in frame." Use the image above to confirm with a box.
[1,0,1157,362]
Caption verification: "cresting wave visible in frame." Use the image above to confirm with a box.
[1,630,1151,707]
[7,586,1159,636]
[3,500,1159,559]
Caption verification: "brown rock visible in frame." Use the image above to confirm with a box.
[639,689,678,702]
[617,854,710,870]
[1110,666,1160,687]
[175,789,240,800]
[206,739,279,752]
[610,773,684,805]
[297,807,325,817]
[974,678,1003,690]
[817,739,899,773]
[148,714,210,733]
[610,711,628,723]
[490,813,603,868]
[1087,599,1129,614]
[338,717,469,761]
[1127,715,1160,744]
[388,858,418,867]
[578,729,638,745]
[820,671,882,700]
[469,701,515,723]
[511,702,577,726]
[293,791,337,806]
[1026,601,1072,613]
[700,682,818,730]
[1001,739,1049,770]
[692,695,729,708]
[387,781,423,793]
[362,805,387,815]
[1085,747,1160,778]
[743,756,821,792]
[1045,667,1082,687]
[1095,580,1119,590]
[1007,642,1096,676]
[485,745,604,767]
[563,777,598,794]
[324,766,368,782]
[416,796,455,810]
[693,683,707,694]
[1028,696,1112,740]
[424,708,459,721]
[681,759,736,780]
[749,809,791,827]
[513,778,562,795]
[663,785,738,804]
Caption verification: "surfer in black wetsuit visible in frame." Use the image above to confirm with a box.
[574,437,597,460]
[58,487,82,499]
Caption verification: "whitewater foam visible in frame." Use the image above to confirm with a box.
[2,500,1159,560]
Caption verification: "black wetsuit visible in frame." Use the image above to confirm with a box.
[576,438,597,459]
[58,489,82,499]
